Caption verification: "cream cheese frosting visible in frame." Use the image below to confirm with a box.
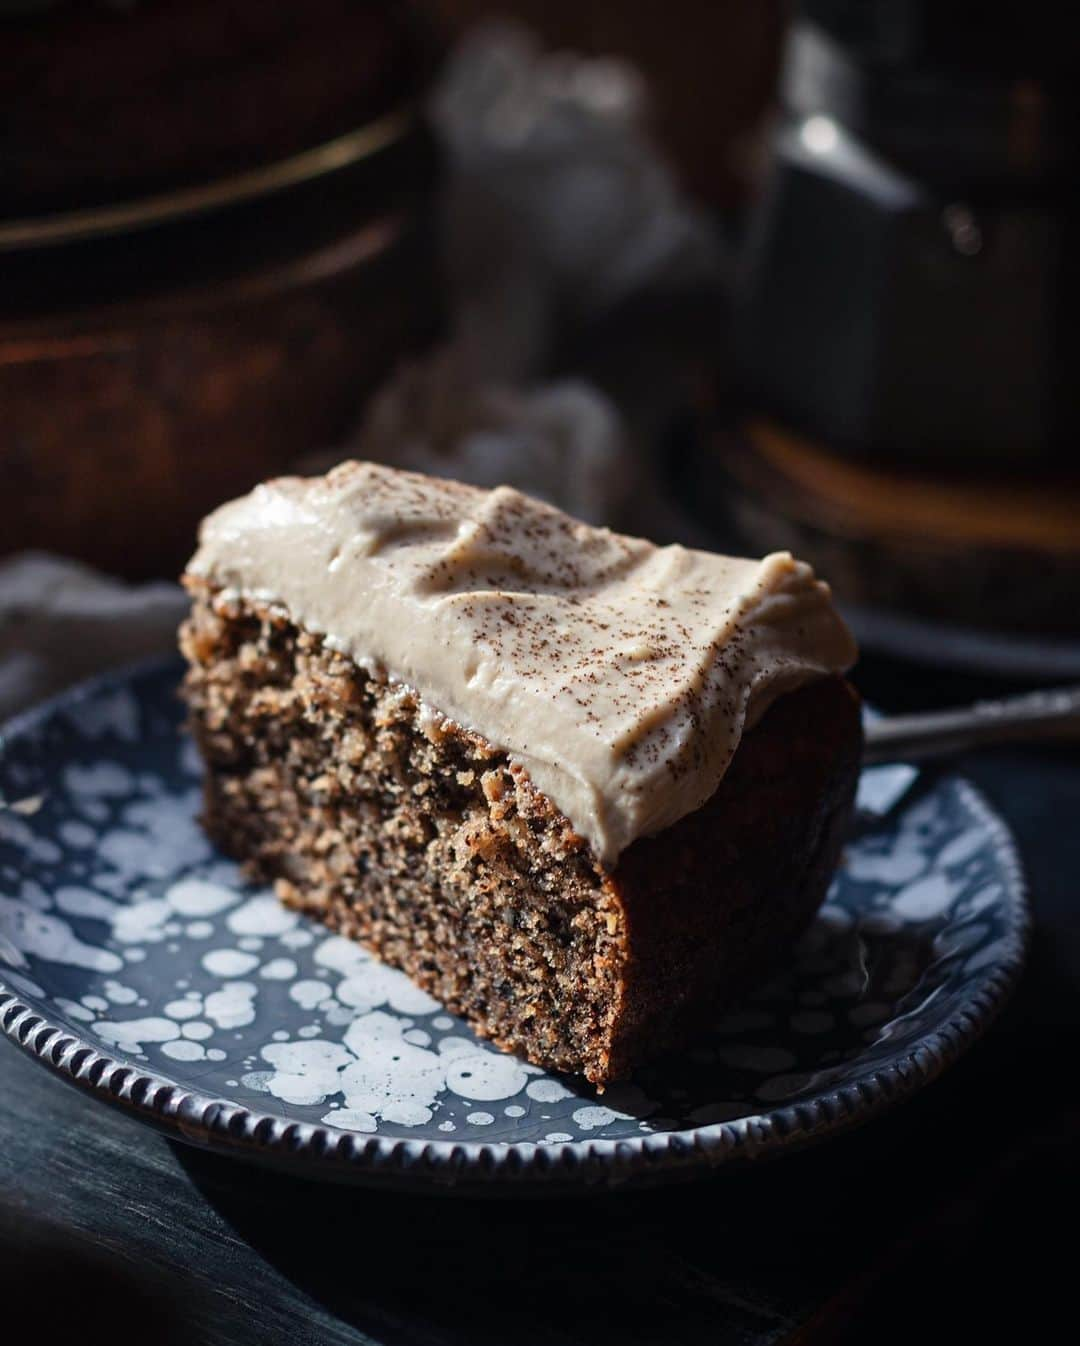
[188,461,856,865]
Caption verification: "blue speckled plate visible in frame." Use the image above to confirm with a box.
[0,660,1029,1191]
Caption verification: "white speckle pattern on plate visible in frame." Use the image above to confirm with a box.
[0,660,1029,1190]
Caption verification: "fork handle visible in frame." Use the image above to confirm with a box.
[863,684,1080,765]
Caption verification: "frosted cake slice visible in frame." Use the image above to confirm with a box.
[180,462,860,1084]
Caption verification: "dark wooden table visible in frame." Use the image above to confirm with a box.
[2,653,1076,1345]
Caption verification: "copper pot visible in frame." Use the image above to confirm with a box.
[1,1,443,578]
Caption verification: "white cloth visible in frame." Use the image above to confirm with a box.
[433,22,722,384]
[0,553,185,722]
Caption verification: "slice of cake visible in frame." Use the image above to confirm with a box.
[180,462,860,1084]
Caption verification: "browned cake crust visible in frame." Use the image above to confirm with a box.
[180,580,863,1084]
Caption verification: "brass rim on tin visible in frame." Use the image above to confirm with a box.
[0,103,415,253]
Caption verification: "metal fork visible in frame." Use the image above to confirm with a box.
[863,684,1080,765]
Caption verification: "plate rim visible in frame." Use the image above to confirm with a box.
[0,659,1032,1192]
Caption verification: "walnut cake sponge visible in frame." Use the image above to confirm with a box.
[180,461,860,1084]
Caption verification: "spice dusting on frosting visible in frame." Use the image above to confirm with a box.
[188,461,856,864]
